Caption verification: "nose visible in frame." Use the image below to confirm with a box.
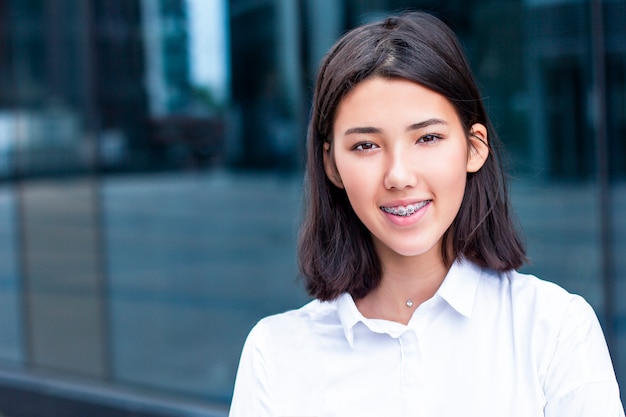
[383,148,417,190]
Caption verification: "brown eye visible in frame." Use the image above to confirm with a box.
[417,134,442,144]
[354,142,379,151]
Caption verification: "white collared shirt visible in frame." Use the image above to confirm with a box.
[229,259,624,417]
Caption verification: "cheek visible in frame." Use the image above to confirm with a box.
[334,160,378,213]
[334,155,370,188]
[427,151,469,199]
[340,168,375,203]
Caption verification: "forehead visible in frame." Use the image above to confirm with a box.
[333,77,461,132]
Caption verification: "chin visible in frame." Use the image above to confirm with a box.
[373,235,442,260]
[386,245,439,259]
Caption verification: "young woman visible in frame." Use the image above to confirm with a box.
[229,11,624,417]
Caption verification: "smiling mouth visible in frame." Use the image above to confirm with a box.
[381,200,431,217]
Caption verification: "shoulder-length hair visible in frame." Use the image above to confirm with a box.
[298,11,527,301]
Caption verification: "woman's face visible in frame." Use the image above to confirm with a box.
[325,77,488,265]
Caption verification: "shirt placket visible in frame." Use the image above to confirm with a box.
[398,328,422,416]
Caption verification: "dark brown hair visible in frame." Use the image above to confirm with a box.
[298,11,527,301]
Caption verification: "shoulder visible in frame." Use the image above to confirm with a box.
[255,298,339,330]
[504,269,593,318]
[453,259,592,324]
[479,266,589,315]
[504,271,622,405]
[230,299,340,414]
[484,267,608,367]
[476,266,617,387]
[473,265,601,348]
[242,298,341,352]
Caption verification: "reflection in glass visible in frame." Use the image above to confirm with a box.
[0,0,623,413]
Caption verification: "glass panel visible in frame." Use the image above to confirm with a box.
[20,179,106,377]
[138,0,230,170]
[0,184,22,365]
[606,0,626,394]
[517,0,601,301]
[0,0,623,413]
[104,173,308,400]
[614,180,626,384]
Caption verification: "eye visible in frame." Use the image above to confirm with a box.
[417,134,442,144]
[353,142,379,151]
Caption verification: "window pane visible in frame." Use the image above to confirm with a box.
[0,185,22,365]
[0,0,623,414]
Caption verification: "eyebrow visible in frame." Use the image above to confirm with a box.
[407,118,448,131]
[343,118,449,136]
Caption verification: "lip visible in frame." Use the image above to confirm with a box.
[380,199,429,208]
[380,199,431,226]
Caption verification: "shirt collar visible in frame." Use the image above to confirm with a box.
[334,259,483,346]
[436,258,482,318]
[335,293,362,347]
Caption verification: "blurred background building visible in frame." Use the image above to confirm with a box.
[0,0,624,415]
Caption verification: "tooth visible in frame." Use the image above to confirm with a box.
[383,202,431,216]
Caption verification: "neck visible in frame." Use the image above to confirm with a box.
[356,251,450,325]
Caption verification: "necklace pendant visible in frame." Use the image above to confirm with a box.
[406,299,414,308]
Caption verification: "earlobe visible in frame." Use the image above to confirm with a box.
[467,124,489,173]
[323,142,344,188]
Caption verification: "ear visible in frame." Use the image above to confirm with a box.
[323,142,344,188]
[466,123,489,173]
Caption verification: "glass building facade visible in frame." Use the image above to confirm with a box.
[0,0,624,415]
